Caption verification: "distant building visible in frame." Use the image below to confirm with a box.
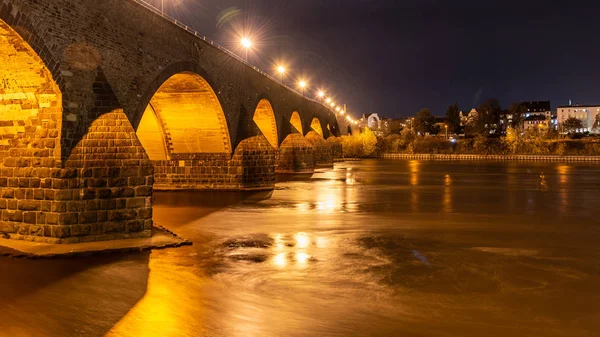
[523,115,550,131]
[557,104,600,133]
[522,101,556,130]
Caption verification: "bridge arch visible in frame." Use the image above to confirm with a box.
[290,111,303,134]
[136,71,232,155]
[0,19,62,161]
[252,99,278,148]
[310,118,324,137]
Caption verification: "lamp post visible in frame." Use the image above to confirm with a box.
[445,124,448,139]
[161,0,164,15]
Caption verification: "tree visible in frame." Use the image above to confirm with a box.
[413,108,436,135]
[359,128,378,156]
[388,119,404,135]
[445,103,461,134]
[562,117,584,133]
[508,102,527,130]
[477,98,502,135]
[593,113,600,133]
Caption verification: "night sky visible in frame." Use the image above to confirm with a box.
[153,0,600,119]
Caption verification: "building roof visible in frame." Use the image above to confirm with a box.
[557,104,600,108]
[522,101,551,112]
[524,115,547,121]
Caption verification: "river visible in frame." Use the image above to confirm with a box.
[0,159,599,337]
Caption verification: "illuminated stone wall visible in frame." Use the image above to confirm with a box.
[306,131,334,167]
[153,136,275,190]
[253,99,278,149]
[0,0,342,243]
[327,137,344,160]
[276,133,315,174]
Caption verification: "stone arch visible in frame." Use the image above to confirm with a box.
[290,111,303,134]
[252,99,278,148]
[136,71,232,155]
[136,103,169,160]
[0,19,62,164]
[310,118,324,137]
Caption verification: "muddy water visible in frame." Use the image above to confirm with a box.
[0,160,599,337]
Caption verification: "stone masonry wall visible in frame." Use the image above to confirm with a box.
[305,131,333,167]
[276,133,315,174]
[327,137,343,160]
[153,135,275,190]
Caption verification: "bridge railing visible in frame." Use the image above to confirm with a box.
[130,0,338,117]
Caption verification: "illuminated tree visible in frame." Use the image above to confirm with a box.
[562,117,584,133]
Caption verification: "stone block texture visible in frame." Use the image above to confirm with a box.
[153,136,275,190]
[276,133,315,174]
[305,131,334,167]
[0,0,341,243]
[327,137,343,160]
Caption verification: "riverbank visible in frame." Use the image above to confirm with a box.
[383,153,600,162]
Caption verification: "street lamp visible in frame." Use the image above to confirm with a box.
[277,65,286,83]
[445,124,448,139]
[318,91,325,99]
[326,97,332,104]
[298,80,307,95]
[241,37,252,61]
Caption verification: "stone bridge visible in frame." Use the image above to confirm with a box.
[0,0,343,243]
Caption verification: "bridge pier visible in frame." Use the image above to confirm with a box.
[0,0,342,245]
[152,136,275,190]
[328,137,344,160]
[305,131,334,167]
[276,133,315,174]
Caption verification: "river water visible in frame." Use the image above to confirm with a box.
[0,160,599,337]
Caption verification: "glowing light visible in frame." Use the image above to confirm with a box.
[277,65,286,74]
[336,107,341,112]
[298,80,307,88]
[241,37,252,48]
[296,252,310,265]
[273,253,287,267]
[326,98,332,103]
[318,91,325,98]
[295,232,310,248]
[330,102,335,107]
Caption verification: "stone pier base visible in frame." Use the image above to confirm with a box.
[276,133,315,174]
[153,136,276,190]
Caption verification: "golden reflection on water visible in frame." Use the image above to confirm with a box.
[409,161,420,212]
[409,160,419,186]
[557,165,570,213]
[443,174,453,213]
[296,252,311,266]
[105,258,207,337]
[295,232,310,249]
[270,233,313,269]
[289,169,361,214]
[273,252,287,268]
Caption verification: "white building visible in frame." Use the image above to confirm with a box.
[557,104,600,133]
